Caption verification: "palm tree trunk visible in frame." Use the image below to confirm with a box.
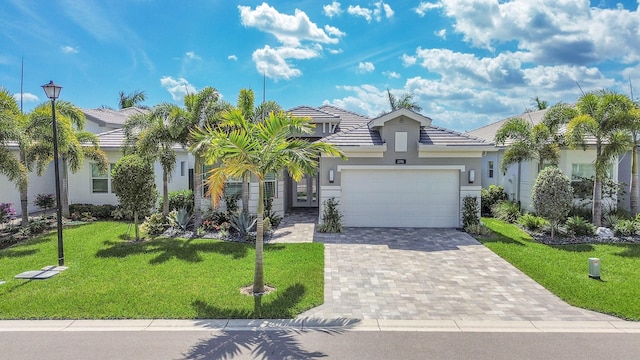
[631,144,639,216]
[193,156,202,229]
[162,170,169,216]
[134,210,139,240]
[19,150,28,228]
[253,179,265,294]
[593,146,603,227]
[242,171,249,213]
[61,156,70,218]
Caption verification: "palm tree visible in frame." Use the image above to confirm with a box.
[0,88,27,224]
[123,103,180,216]
[618,102,640,215]
[192,108,345,294]
[494,102,572,173]
[566,90,634,226]
[386,89,422,112]
[119,90,146,109]
[28,101,108,218]
[171,87,232,229]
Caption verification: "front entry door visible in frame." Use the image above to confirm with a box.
[292,173,318,207]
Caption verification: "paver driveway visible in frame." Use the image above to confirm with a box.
[294,226,616,321]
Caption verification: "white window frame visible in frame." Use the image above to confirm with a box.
[265,172,277,199]
[91,163,113,194]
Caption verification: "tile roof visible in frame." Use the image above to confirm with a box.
[95,128,184,151]
[83,107,149,128]
[466,106,598,146]
[299,106,490,147]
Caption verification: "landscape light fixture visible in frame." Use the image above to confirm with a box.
[42,80,64,266]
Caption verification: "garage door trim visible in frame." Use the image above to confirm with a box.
[337,165,466,172]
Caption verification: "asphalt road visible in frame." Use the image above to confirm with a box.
[1,330,639,360]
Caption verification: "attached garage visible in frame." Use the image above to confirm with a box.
[340,166,460,228]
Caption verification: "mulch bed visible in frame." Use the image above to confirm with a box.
[531,233,640,246]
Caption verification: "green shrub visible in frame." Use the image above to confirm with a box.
[28,219,48,234]
[263,196,282,228]
[462,195,480,228]
[568,205,592,223]
[491,201,521,223]
[613,219,639,237]
[168,208,193,231]
[318,197,343,233]
[464,223,491,235]
[141,212,169,236]
[111,206,134,220]
[517,213,548,232]
[68,204,117,219]
[224,193,241,216]
[532,167,573,239]
[564,216,596,236]
[33,194,55,217]
[481,185,508,216]
[168,190,194,214]
[229,211,257,240]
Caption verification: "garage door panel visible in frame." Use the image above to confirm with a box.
[341,169,459,228]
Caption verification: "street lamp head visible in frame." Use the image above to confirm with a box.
[41,80,63,100]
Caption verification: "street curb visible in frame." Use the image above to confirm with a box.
[0,319,639,333]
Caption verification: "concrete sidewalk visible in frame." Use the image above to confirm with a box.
[1,318,639,333]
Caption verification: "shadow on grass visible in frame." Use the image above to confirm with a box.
[185,284,359,360]
[192,283,306,319]
[95,237,249,264]
[550,244,595,252]
[611,243,640,258]
[0,248,39,259]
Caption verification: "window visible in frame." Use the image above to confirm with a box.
[91,163,114,193]
[180,161,186,177]
[571,163,613,198]
[224,177,243,198]
[488,161,494,178]
[265,172,277,199]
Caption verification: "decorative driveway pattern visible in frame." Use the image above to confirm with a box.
[301,227,617,322]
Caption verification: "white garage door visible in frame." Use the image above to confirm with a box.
[340,168,459,228]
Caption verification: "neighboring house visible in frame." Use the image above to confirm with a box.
[0,141,55,215]
[83,107,149,134]
[288,106,495,228]
[467,108,621,213]
[66,128,190,206]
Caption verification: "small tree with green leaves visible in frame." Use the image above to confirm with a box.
[462,195,480,228]
[111,154,157,240]
[532,167,573,238]
[318,197,344,233]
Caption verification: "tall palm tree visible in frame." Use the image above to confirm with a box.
[28,101,108,218]
[123,103,179,216]
[235,88,282,212]
[566,90,634,226]
[0,88,27,224]
[494,102,571,173]
[618,102,640,215]
[386,89,422,112]
[119,90,146,109]
[192,108,345,294]
[172,87,232,229]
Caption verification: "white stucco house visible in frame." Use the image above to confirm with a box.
[466,108,623,213]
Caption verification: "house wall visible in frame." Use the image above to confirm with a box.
[617,150,632,212]
[0,148,56,216]
[67,150,191,208]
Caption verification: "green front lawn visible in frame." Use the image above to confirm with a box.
[480,217,640,321]
[0,222,324,319]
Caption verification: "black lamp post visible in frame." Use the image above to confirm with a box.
[41,80,64,266]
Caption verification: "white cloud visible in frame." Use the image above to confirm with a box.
[185,51,201,60]
[357,61,375,73]
[61,45,78,54]
[228,55,238,61]
[437,0,640,65]
[252,45,319,80]
[12,92,39,103]
[324,24,346,38]
[435,29,447,39]
[328,48,343,54]
[415,2,442,17]
[401,54,417,66]
[238,3,340,47]
[160,76,196,101]
[383,71,401,79]
[323,1,342,17]
[348,2,393,22]
[373,1,394,21]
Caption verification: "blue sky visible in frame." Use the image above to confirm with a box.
[1,0,640,132]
